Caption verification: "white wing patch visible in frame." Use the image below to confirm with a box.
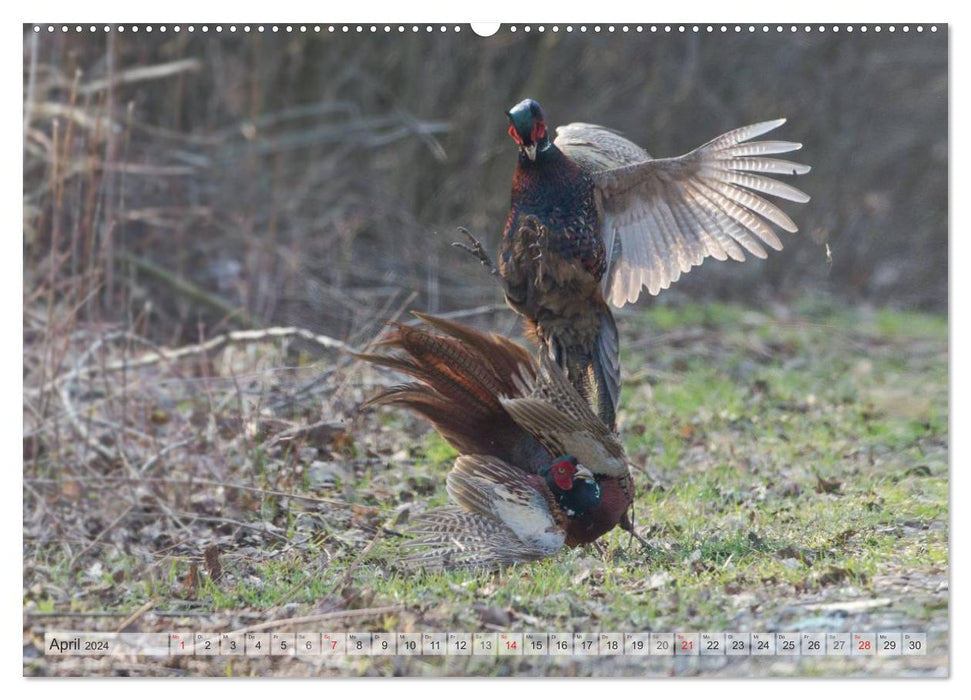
[491,490,565,555]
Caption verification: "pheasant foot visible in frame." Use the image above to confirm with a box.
[453,227,499,277]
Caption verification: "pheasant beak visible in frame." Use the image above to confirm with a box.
[507,122,536,161]
[573,464,596,483]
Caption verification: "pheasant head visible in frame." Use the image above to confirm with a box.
[506,98,550,162]
[541,455,601,518]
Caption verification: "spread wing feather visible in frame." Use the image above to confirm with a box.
[556,119,810,307]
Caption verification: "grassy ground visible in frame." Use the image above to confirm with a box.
[22,299,948,677]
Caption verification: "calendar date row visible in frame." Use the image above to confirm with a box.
[45,632,927,657]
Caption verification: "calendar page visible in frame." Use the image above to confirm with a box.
[22,9,949,680]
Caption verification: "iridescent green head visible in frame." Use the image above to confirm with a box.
[541,455,601,518]
[506,98,549,161]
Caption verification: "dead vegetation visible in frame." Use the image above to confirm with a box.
[23,298,949,677]
[23,26,947,677]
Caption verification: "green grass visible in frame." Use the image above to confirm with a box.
[220,304,944,626]
[25,300,948,675]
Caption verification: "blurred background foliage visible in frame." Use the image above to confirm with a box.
[23,26,947,344]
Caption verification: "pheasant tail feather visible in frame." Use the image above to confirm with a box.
[359,318,542,464]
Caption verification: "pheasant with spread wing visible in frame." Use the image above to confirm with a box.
[467,99,811,430]
[358,313,634,570]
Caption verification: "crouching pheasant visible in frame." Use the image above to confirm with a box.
[358,313,634,569]
[461,98,811,431]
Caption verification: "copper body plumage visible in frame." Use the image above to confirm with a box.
[499,98,811,430]
[360,100,811,570]
[358,314,633,570]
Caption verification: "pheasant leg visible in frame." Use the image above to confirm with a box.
[619,510,651,549]
[452,227,499,277]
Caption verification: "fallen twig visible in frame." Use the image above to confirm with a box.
[231,605,405,635]
[114,599,157,633]
[330,528,384,599]
[28,325,354,397]
[69,503,136,571]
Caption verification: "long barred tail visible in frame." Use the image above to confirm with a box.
[592,302,621,430]
[401,507,550,570]
[551,303,620,431]
[357,313,539,463]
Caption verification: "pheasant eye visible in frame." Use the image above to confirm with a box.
[549,459,576,490]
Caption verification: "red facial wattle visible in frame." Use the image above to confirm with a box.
[531,120,546,143]
[551,462,575,491]
[508,124,524,146]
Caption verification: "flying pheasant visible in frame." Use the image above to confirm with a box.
[358,313,634,569]
[461,98,811,430]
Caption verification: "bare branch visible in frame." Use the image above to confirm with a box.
[78,58,202,96]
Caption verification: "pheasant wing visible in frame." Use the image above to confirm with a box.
[556,122,652,170]
[501,357,629,477]
[559,120,810,307]
[403,455,566,570]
